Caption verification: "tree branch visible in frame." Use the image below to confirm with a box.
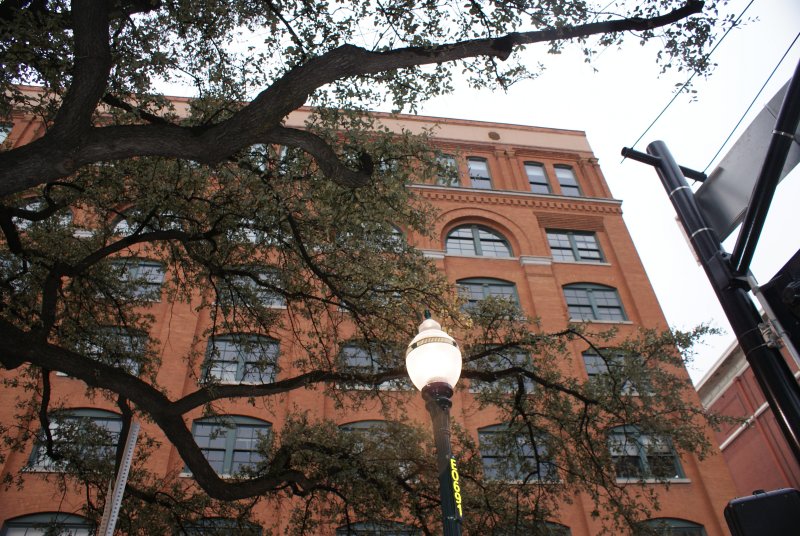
[0,1,704,194]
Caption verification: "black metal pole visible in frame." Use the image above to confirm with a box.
[626,141,800,464]
[422,382,462,536]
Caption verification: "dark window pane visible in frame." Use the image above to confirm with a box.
[467,158,492,189]
[554,166,581,197]
[525,162,550,194]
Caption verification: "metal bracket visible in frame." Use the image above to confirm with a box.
[759,321,784,349]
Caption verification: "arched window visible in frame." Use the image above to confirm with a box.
[336,521,420,535]
[457,278,519,308]
[29,409,122,470]
[203,335,279,384]
[478,424,557,482]
[111,257,165,301]
[339,420,389,453]
[191,415,271,476]
[82,326,146,375]
[113,208,184,236]
[446,225,512,257]
[184,517,262,535]
[563,283,626,321]
[583,350,645,395]
[217,266,286,308]
[1,512,93,535]
[467,157,492,189]
[537,522,571,536]
[554,165,582,197]
[338,342,408,390]
[642,518,706,536]
[469,347,535,394]
[525,162,551,194]
[12,198,73,231]
[608,426,683,480]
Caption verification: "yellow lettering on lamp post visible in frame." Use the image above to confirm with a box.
[450,457,463,517]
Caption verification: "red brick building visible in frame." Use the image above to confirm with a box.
[0,98,736,535]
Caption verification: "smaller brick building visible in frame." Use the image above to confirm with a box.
[696,341,800,496]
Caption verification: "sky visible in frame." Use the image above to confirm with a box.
[414,0,800,383]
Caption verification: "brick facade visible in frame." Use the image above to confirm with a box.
[0,100,736,534]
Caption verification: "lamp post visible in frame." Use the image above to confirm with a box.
[406,314,463,536]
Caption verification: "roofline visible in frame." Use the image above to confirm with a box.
[10,84,588,138]
[694,338,741,391]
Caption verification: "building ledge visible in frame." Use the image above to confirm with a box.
[552,259,611,267]
[615,477,692,484]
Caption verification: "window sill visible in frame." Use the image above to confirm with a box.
[615,477,691,484]
[207,380,277,385]
[552,259,611,266]
[569,319,633,325]
[444,253,517,261]
[180,471,235,479]
[336,383,413,392]
[485,478,561,485]
[23,466,64,473]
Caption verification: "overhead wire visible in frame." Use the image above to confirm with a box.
[622,0,756,161]
[702,30,800,173]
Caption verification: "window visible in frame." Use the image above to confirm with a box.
[546,230,603,262]
[470,347,535,393]
[608,426,683,480]
[458,278,519,308]
[12,198,73,231]
[0,123,11,144]
[83,326,146,375]
[113,209,184,236]
[490,522,572,536]
[336,521,420,535]
[112,258,165,301]
[218,268,286,309]
[248,143,270,172]
[204,335,279,384]
[191,416,270,476]
[30,409,122,470]
[583,351,644,395]
[1,512,93,535]
[525,162,550,194]
[554,165,582,197]
[436,154,460,187]
[467,157,492,189]
[641,519,706,536]
[479,424,557,482]
[445,225,512,257]
[339,421,415,481]
[227,218,286,246]
[538,523,571,536]
[339,342,408,390]
[563,284,626,322]
[339,420,389,453]
[185,517,262,535]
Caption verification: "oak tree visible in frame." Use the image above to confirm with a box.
[0,0,729,533]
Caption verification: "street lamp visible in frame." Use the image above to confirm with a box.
[406,313,463,536]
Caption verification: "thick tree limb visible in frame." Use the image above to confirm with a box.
[0,1,704,195]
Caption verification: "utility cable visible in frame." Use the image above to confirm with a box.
[702,30,800,173]
[622,0,756,161]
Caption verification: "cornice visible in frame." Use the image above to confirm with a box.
[431,140,589,162]
[412,185,623,214]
